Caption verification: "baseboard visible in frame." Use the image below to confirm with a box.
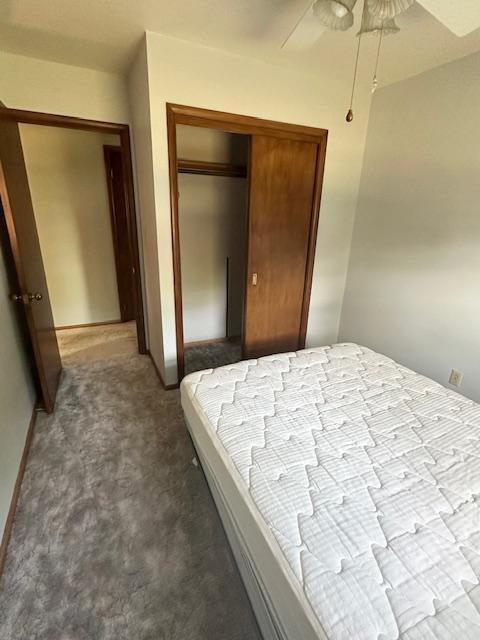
[0,406,38,580]
[185,335,241,348]
[147,350,178,390]
[55,319,122,331]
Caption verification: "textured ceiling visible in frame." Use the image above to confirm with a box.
[0,0,480,84]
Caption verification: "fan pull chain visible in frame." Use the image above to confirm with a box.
[372,22,384,93]
[346,27,363,122]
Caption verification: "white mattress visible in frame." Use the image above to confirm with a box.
[180,343,480,640]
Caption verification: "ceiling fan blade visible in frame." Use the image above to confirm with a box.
[281,2,325,50]
[416,0,480,37]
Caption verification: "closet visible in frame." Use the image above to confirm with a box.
[176,125,249,375]
[168,104,327,380]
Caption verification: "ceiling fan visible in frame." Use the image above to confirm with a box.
[282,0,480,50]
[281,0,480,123]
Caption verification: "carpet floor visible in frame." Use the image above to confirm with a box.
[184,341,242,376]
[0,323,261,640]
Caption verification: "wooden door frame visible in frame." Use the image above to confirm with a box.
[166,103,328,381]
[0,107,147,355]
[103,144,135,323]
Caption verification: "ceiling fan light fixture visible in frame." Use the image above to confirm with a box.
[313,0,357,31]
[331,1,349,18]
[357,5,400,36]
[367,0,414,20]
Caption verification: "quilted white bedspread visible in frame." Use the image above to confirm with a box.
[182,343,480,639]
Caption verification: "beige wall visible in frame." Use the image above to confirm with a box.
[179,174,247,342]
[177,126,247,343]
[340,51,480,403]
[134,32,375,384]
[0,222,36,537]
[0,50,129,123]
[20,125,121,327]
[127,40,163,368]
[176,124,248,165]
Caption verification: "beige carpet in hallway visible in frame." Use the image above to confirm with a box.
[56,321,139,363]
[0,323,261,639]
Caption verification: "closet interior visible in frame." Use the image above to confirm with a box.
[177,125,249,375]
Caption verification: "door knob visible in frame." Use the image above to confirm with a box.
[28,293,43,302]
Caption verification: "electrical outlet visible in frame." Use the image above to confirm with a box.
[449,369,463,387]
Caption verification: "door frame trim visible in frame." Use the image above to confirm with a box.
[166,103,328,381]
[103,144,135,323]
[0,107,147,355]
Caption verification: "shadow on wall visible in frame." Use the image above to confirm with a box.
[339,54,480,404]
[179,175,247,343]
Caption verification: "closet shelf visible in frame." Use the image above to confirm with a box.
[177,158,247,178]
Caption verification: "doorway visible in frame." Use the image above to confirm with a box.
[0,107,146,413]
[167,104,328,382]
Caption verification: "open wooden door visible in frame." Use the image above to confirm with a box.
[104,145,135,322]
[243,135,321,359]
[0,113,61,413]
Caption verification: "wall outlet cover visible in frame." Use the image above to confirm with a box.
[449,369,464,387]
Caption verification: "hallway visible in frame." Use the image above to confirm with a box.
[0,324,260,639]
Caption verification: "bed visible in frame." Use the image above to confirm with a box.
[180,343,480,640]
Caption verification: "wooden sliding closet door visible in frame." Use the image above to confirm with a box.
[243,135,318,359]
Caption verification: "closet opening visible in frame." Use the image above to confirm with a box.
[176,125,249,376]
[167,104,328,384]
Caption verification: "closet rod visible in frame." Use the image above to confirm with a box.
[177,158,247,178]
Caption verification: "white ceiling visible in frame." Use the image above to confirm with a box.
[1,0,480,85]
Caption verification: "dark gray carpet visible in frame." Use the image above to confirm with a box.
[0,325,261,640]
[184,341,242,376]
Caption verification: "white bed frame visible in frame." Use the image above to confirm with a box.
[187,423,284,640]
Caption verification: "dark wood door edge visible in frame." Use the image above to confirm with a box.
[299,133,328,347]
[118,128,147,355]
[0,406,38,580]
[0,105,147,356]
[104,145,136,323]
[167,105,185,382]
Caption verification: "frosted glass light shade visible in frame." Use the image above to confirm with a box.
[313,0,357,31]
[367,0,413,20]
[357,5,400,35]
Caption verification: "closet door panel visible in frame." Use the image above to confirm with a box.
[243,135,318,359]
